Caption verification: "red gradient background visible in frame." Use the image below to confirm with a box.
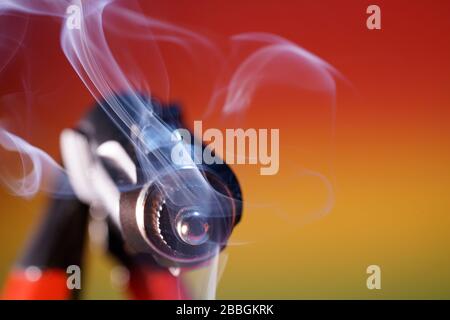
[1,0,450,298]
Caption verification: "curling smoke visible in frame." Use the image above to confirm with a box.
[0,0,344,298]
[0,127,67,198]
[0,0,340,204]
[209,32,340,115]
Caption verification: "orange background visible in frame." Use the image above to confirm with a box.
[1,0,450,298]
